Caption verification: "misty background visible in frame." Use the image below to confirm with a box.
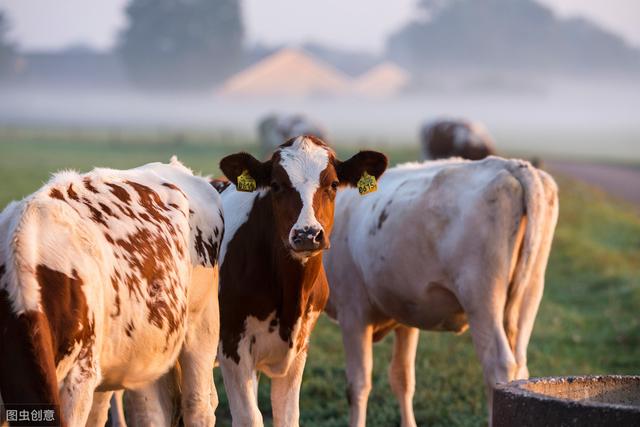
[0,0,638,161]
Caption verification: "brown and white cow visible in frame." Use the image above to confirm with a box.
[0,158,223,426]
[421,118,496,161]
[217,135,387,426]
[324,157,559,426]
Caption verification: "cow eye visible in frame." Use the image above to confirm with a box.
[331,181,339,190]
[270,181,281,193]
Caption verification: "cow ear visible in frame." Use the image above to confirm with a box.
[335,151,388,188]
[220,152,272,191]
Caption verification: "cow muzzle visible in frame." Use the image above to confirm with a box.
[290,226,327,253]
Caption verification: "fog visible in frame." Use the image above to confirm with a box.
[1,77,639,162]
[2,0,639,165]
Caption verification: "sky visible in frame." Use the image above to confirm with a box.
[0,0,639,53]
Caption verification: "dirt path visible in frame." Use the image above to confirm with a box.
[546,160,640,208]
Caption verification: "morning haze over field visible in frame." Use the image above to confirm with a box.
[0,0,639,161]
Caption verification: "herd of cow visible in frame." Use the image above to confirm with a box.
[0,116,559,427]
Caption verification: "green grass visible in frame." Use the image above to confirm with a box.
[1,129,638,426]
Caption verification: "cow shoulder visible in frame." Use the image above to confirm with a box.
[135,159,224,268]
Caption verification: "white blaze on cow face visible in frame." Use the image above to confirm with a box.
[277,136,330,260]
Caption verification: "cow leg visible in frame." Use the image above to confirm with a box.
[219,357,262,427]
[108,391,128,427]
[123,371,179,427]
[59,362,100,425]
[388,326,419,427]
[178,311,218,425]
[467,311,517,425]
[511,271,544,380]
[271,350,307,427]
[341,321,373,427]
[85,391,113,427]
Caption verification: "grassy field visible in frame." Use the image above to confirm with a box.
[1,129,639,426]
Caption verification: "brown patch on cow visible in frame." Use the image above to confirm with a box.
[98,202,117,218]
[161,182,187,198]
[376,199,393,230]
[113,202,137,220]
[219,193,329,364]
[125,320,135,337]
[126,181,172,227]
[67,184,79,201]
[194,227,218,266]
[0,290,64,424]
[82,198,108,227]
[110,274,121,318]
[369,198,392,235]
[113,294,121,318]
[105,183,131,204]
[114,222,183,335]
[83,177,99,193]
[49,188,64,200]
[268,317,278,333]
[103,232,114,244]
[169,203,179,209]
[146,279,179,334]
[377,210,389,229]
[36,265,95,367]
[280,134,330,150]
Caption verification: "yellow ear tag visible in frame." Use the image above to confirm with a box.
[237,169,256,192]
[357,172,377,196]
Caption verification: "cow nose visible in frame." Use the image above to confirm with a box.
[291,226,324,251]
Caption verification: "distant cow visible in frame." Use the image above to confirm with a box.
[217,136,387,426]
[0,158,223,426]
[258,114,327,158]
[324,157,559,426]
[421,119,496,160]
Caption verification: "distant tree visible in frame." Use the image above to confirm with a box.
[0,11,16,79]
[387,0,640,76]
[118,0,244,90]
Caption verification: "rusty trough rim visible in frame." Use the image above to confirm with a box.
[495,375,640,412]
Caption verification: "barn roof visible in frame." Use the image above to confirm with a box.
[217,48,351,98]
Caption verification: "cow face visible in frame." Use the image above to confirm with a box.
[220,136,387,261]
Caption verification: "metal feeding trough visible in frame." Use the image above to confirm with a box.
[493,375,640,427]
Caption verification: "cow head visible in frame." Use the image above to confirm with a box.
[220,135,387,261]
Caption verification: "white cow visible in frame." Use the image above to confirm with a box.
[0,158,223,427]
[324,157,559,426]
[258,114,327,159]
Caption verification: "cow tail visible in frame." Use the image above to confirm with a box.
[0,201,64,425]
[503,161,547,350]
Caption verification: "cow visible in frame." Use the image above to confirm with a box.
[258,114,327,159]
[421,118,496,161]
[323,157,559,426]
[0,157,224,427]
[217,135,387,426]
